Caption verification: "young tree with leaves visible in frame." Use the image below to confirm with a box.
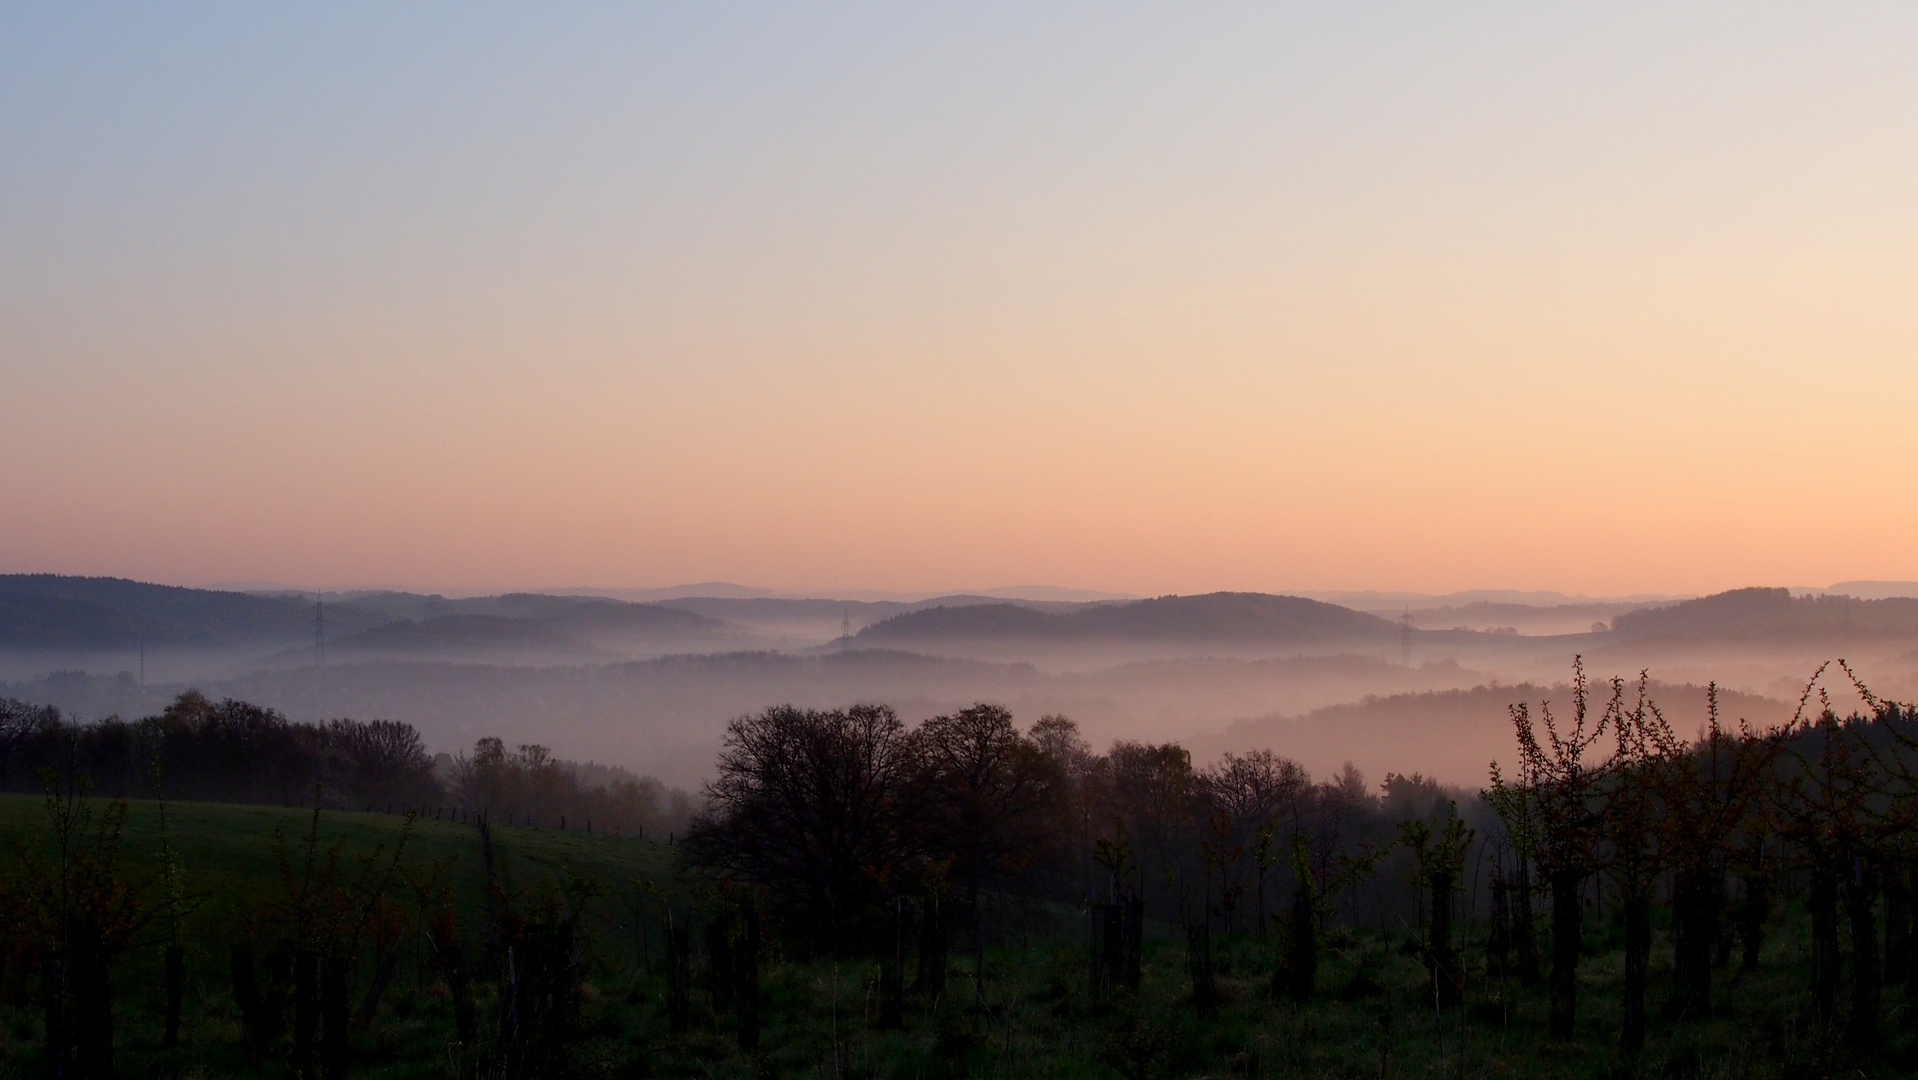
[1492,659,1618,1040]
[1599,675,1667,1055]
[1400,809,1473,1009]
[1644,683,1780,1021]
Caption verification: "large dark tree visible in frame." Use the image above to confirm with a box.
[1199,750,1309,933]
[0,697,58,788]
[326,718,438,809]
[914,704,1065,995]
[1095,741,1199,920]
[681,704,920,950]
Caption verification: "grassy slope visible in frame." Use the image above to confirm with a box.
[0,792,679,935]
[0,792,686,1079]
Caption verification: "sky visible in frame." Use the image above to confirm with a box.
[3,4,1916,598]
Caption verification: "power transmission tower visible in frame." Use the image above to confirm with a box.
[314,593,326,668]
[840,610,851,653]
[1399,608,1414,668]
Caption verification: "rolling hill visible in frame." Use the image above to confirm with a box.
[1196,679,1797,789]
[324,614,593,655]
[857,591,1395,645]
[0,576,732,662]
[1610,588,1918,643]
[0,574,360,647]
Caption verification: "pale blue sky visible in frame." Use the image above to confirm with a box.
[4,4,1915,594]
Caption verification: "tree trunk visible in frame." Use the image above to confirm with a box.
[1089,903,1119,1001]
[1737,867,1769,972]
[1279,883,1317,1003]
[1548,868,1582,1040]
[70,946,111,1080]
[1670,866,1718,1019]
[736,900,760,1052]
[293,949,318,1080]
[1186,920,1217,1010]
[230,943,268,1061]
[320,953,350,1080]
[913,895,946,997]
[1843,859,1881,1048]
[1428,872,1459,1008]
[1885,868,1911,992]
[1906,868,1918,997]
[162,942,185,1050]
[666,922,691,1034]
[1486,871,1511,980]
[1621,890,1650,1055]
[880,900,905,1027]
[705,913,734,1015]
[970,882,986,1005]
[1257,867,1266,939]
[1122,888,1144,991]
[1810,863,1841,1027]
[1513,857,1540,986]
[478,815,501,950]
[42,954,72,1080]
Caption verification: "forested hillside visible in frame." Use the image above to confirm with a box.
[858,592,1396,644]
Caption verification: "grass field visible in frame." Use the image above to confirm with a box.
[1,791,1914,1078]
[0,791,679,941]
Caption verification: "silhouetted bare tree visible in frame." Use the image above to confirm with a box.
[914,703,1065,997]
[681,704,920,951]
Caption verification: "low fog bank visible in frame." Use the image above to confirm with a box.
[1189,678,1798,792]
[1,650,1491,789]
[6,646,1894,796]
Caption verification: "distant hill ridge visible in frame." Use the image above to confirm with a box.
[0,574,329,647]
[0,574,723,651]
[856,591,1396,644]
[11,575,1918,656]
[1611,587,1918,641]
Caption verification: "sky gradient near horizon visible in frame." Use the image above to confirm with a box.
[4,4,1916,597]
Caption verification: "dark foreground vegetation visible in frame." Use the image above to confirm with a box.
[3,660,1918,1078]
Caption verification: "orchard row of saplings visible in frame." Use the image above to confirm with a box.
[2,659,1916,1078]
[676,660,1918,1060]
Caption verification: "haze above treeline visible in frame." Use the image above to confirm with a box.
[5,574,1918,793]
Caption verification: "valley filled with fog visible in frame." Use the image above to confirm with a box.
[5,574,1917,791]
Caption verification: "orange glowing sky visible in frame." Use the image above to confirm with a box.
[3,5,1916,597]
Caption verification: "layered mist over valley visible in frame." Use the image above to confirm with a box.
[8,574,1917,790]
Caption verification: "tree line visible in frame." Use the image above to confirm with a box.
[0,690,693,838]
